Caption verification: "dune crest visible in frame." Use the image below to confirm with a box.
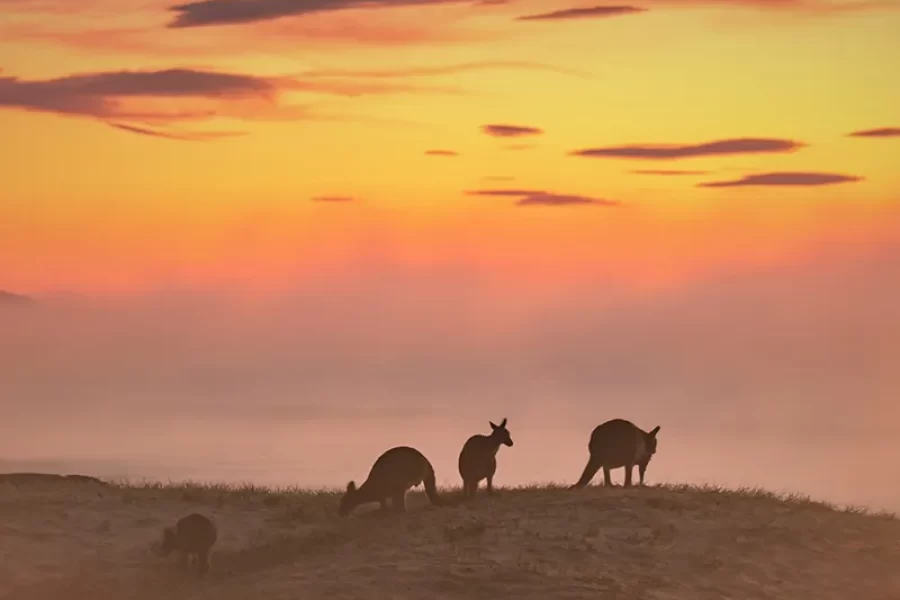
[1,478,898,599]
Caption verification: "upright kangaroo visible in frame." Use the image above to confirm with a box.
[458,417,513,499]
[157,513,218,577]
[569,419,660,489]
[339,446,442,516]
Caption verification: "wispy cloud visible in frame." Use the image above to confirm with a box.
[571,137,804,160]
[425,149,459,156]
[465,188,547,196]
[465,188,621,207]
[516,5,646,21]
[107,122,248,141]
[631,169,710,176]
[0,16,483,54]
[847,127,900,138]
[517,192,620,207]
[0,67,463,137]
[0,0,140,15]
[299,61,590,79]
[311,195,356,202]
[167,0,469,28]
[698,171,863,187]
[482,124,543,138]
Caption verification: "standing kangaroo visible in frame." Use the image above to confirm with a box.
[569,419,660,489]
[157,513,218,577]
[458,417,513,499]
[339,446,442,516]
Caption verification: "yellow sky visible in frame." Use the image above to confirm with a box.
[1,0,899,293]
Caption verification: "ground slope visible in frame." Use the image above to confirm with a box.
[1,478,898,600]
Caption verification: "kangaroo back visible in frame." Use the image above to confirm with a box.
[571,419,661,489]
[340,446,442,515]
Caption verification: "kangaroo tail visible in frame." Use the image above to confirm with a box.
[423,465,443,506]
[569,454,601,490]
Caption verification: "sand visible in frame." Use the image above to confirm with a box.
[1,476,898,600]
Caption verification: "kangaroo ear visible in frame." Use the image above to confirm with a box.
[489,421,498,430]
[346,481,356,493]
[500,417,507,428]
[649,426,660,437]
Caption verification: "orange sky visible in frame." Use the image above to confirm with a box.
[1,0,899,294]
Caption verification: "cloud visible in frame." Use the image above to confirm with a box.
[571,137,804,160]
[516,192,620,207]
[299,61,590,79]
[0,67,463,135]
[0,68,277,105]
[311,196,356,202]
[0,0,130,15]
[847,127,900,138]
[465,188,547,196]
[465,188,620,207]
[698,171,863,187]
[108,122,248,141]
[425,149,459,156]
[162,0,891,30]
[516,5,646,21]
[167,0,468,28]
[482,124,543,138]
[0,17,483,55]
[631,169,710,176]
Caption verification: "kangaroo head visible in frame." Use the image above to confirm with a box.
[338,481,357,517]
[489,417,513,447]
[646,425,661,454]
[158,526,178,557]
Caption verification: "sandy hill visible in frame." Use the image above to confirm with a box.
[1,476,898,600]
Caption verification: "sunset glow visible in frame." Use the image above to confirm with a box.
[2,0,899,295]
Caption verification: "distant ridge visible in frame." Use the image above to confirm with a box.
[0,290,37,307]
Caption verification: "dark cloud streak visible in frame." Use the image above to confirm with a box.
[466,188,547,196]
[465,188,621,207]
[571,137,804,160]
[698,171,863,188]
[847,127,900,138]
[516,5,645,21]
[631,169,710,176]
[107,122,248,141]
[517,192,620,207]
[482,123,543,138]
[0,67,463,137]
[167,0,468,28]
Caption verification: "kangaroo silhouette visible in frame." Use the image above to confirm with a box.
[339,446,442,516]
[570,419,660,489]
[458,417,513,498]
[157,513,217,577]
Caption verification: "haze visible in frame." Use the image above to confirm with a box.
[1,0,899,514]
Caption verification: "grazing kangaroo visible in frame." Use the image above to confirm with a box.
[458,417,513,498]
[157,513,218,577]
[570,419,660,489]
[339,446,442,516]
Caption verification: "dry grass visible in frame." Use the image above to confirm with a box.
[1,476,899,600]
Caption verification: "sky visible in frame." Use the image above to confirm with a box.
[1,0,899,295]
[1,0,899,504]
